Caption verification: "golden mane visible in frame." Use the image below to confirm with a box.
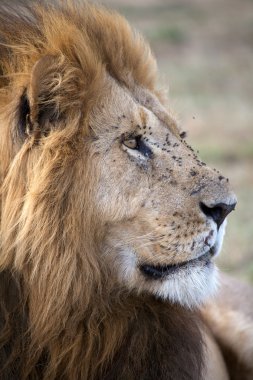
[0,0,156,102]
[0,0,157,173]
[0,2,207,379]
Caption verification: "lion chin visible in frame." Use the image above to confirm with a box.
[141,219,227,307]
[111,229,226,308]
[1,1,252,380]
[106,215,227,309]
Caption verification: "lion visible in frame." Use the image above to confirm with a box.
[0,1,252,379]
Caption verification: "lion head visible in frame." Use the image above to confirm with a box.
[0,0,236,306]
[0,1,236,377]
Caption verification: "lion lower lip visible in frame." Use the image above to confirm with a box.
[139,251,212,280]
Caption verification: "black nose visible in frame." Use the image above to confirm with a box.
[200,202,236,228]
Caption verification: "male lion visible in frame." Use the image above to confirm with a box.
[0,1,252,379]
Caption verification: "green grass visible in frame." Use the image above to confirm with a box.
[147,25,187,44]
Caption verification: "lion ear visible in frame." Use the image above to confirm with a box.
[19,55,62,138]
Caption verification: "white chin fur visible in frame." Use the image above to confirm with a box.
[113,248,220,309]
[144,264,219,308]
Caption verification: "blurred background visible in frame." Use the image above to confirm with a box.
[100,0,253,283]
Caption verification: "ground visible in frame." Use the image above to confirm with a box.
[100,0,253,283]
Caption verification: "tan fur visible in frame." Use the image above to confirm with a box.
[0,1,251,379]
[202,274,253,379]
[203,330,229,380]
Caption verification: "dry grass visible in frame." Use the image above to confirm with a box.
[101,0,253,283]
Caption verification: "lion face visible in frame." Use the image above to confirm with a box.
[88,77,236,307]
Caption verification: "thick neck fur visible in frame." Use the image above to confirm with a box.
[0,270,204,380]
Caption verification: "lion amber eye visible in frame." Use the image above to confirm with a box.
[123,137,138,150]
[122,135,153,158]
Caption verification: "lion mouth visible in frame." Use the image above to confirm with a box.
[139,249,215,280]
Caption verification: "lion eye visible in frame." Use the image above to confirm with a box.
[122,135,153,158]
[123,138,138,149]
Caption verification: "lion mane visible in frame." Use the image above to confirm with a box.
[0,1,250,380]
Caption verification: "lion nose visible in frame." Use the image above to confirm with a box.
[200,202,236,229]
